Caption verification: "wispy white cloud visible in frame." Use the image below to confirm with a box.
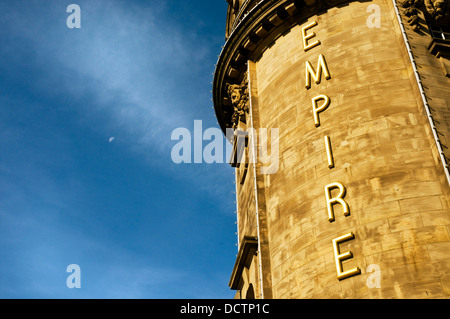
[1,0,215,155]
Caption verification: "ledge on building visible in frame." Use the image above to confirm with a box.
[428,38,450,77]
[229,236,258,290]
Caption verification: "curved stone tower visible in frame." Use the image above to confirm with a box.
[213,0,450,298]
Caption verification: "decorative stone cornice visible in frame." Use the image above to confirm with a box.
[401,0,450,31]
[226,1,260,38]
[216,0,449,134]
[214,0,350,135]
[214,0,304,135]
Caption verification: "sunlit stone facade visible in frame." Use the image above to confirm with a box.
[214,0,450,298]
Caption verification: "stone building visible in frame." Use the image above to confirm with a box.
[213,0,450,298]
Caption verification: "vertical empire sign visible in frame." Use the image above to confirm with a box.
[302,21,361,281]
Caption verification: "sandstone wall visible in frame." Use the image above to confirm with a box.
[237,0,450,298]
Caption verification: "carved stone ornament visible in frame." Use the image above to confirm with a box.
[402,0,450,31]
[226,74,249,129]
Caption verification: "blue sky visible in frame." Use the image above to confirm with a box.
[0,0,238,298]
